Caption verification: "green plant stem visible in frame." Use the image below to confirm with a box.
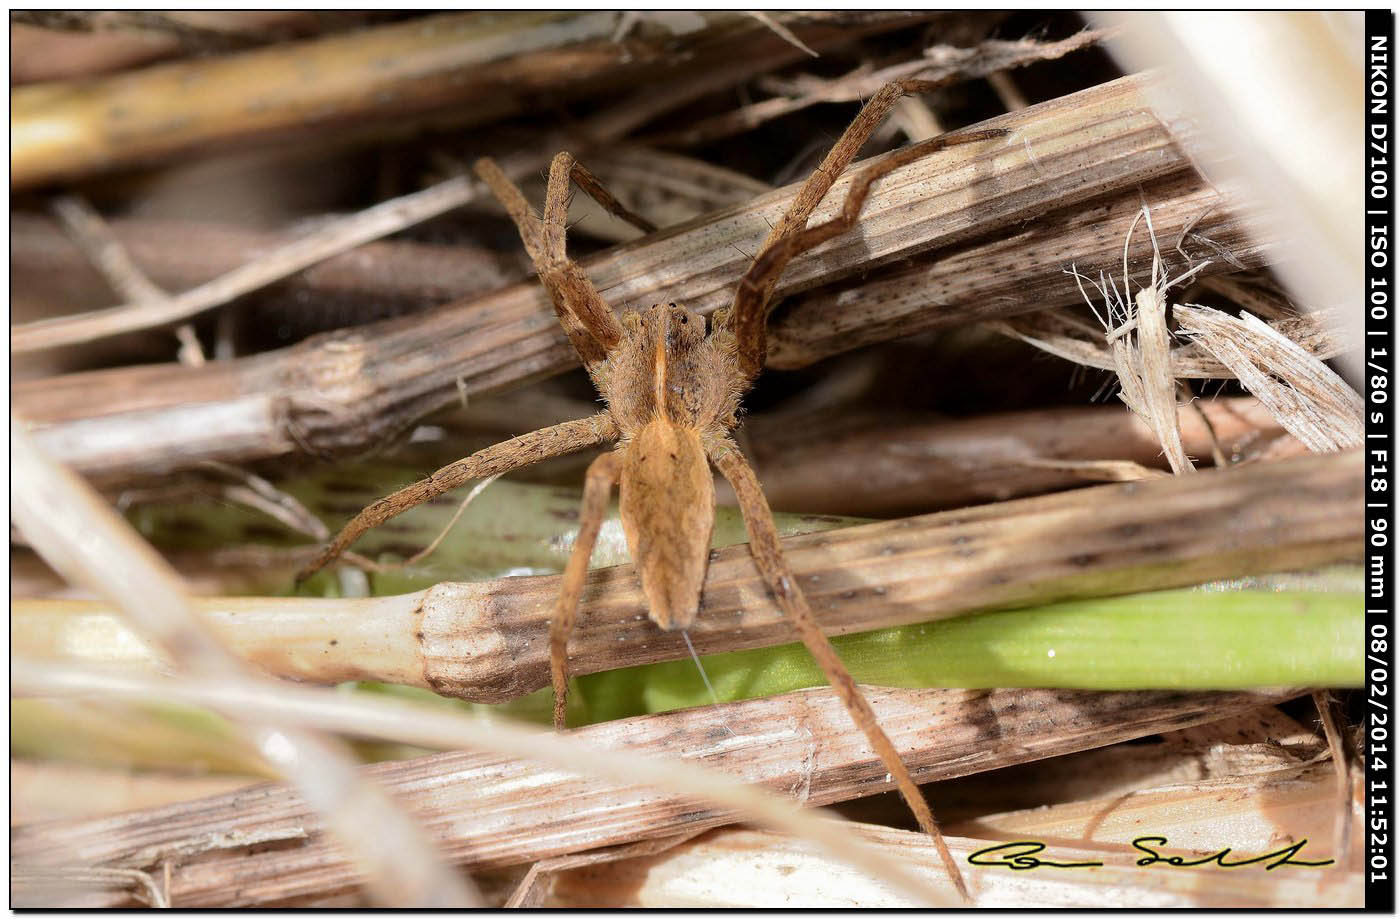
[576,587,1361,723]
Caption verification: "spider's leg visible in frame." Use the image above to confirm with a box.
[706,434,972,903]
[296,414,618,584]
[542,151,656,244]
[549,447,624,729]
[475,153,654,368]
[726,79,1006,379]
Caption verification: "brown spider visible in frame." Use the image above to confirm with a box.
[298,79,1005,900]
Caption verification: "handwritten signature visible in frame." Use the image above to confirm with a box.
[968,837,1335,872]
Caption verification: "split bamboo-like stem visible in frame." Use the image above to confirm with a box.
[14,451,1362,702]
[9,683,1301,907]
[13,73,1267,482]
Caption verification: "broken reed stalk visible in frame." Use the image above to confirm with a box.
[15,451,1362,703]
[9,419,482,907]
[1175,306,1364,451]
[12,11,922,188]
[14,73,1270,482]
[9,675,1301,908]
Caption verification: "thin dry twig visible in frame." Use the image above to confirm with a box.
[647,29,1108,146]
[13,175,483,353]
[47,194,206,367]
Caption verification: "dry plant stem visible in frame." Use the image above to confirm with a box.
[1313,690,1357,864]
[712,439,966,900]
[9,419,480,908]
[9,678,1300,908]
[13,11,911,188]
[747,396,1287,516]
[16,451,1360,698]
[13,660,952,909]
[16,73,1252,481]
[12,866,169,910]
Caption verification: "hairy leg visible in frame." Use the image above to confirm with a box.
[550,448,624,729]
[726,79,1006,379]
[707,436,971,902]
[296,414,618,584]
[474,153,653,368]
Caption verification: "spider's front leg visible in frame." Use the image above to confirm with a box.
[724,80,1007,380]
[296,414,618,584]
[474,151,653,369]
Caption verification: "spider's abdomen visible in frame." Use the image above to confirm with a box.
[618,418,714,630]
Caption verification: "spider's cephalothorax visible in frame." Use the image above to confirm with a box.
[598,302,744,629]
[298,80,1006,901]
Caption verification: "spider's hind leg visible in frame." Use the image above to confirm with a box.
[706,434,972,902]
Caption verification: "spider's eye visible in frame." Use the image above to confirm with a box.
[680,315,687,324]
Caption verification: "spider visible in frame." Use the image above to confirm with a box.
[298,79,1005,901]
